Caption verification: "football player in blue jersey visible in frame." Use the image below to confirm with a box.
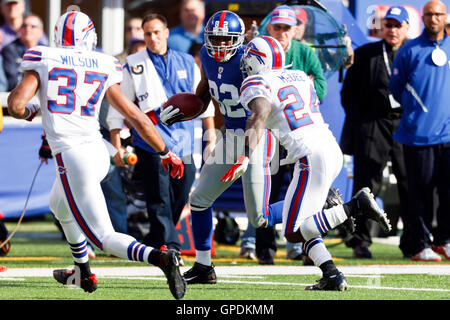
[161,10,282,284]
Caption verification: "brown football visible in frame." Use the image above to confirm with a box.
[162,92,205,121]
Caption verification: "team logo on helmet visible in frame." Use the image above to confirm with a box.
[245,42,267,65]
[54,10,97,51]
[241,36,285,77]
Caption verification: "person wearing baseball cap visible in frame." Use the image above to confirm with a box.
[383,6,410,52]
[384,5,410,24]
[341,5,411,259]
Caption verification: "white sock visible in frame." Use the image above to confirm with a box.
[300,205,348,239]
[196,250,212,266]
[103,232,151,263]
[302,237,332,267]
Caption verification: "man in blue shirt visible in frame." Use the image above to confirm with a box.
[389,0,450,262]
[167,0,205,53]
[107,13,215,255]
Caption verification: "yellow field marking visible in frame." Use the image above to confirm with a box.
[0,257,63,261]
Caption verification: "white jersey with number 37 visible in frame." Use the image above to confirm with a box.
[20,45,122,154]
[240,69,335,164]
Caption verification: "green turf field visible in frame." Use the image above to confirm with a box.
[1,215,449,301]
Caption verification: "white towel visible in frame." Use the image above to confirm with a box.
[126,50,167,113]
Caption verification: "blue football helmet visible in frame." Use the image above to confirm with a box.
[204,10,245,62]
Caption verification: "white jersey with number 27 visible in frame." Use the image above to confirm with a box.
[240,69,335,165]
[20,45,122,154]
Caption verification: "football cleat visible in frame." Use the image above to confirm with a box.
[432,244,450,260]
[305,271,348,291]
[345,187,392,233]
[411,248,442,262]
[158,249,186,299]
[53,268,97,293]
[182,262,217,284]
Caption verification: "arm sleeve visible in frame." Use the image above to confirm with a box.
[3,45,20,91]
[388,47,408,103]
[240,76,271,111]
[106,63,134,130]
[106,58,123,89]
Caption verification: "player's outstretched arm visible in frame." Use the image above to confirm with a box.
[105,84,184,179]
[7,71,40,120]
[106,83,166,153]
[245,97,272,151]
[221,97,271,183]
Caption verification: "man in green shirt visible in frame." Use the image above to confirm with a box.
[267,5,327,101]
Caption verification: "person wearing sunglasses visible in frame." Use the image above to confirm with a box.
[389,0,450,262]
[1,12,44,91]
[341,6,411,259]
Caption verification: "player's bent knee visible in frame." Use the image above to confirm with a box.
[189,195,212,213]
[285,230,305,243]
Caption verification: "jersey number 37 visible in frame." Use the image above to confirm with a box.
[47,68,108,116]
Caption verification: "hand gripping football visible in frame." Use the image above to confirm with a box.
[162,93,205,121]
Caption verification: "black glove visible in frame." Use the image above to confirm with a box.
[39,135,53,159]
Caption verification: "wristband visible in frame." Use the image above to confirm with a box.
[158,146,169,156]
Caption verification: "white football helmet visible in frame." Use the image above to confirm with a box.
[240,36,285,77]
[54,11,97,51]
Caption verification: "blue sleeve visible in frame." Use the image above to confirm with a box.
[2,44,19,91]
[389,47,408,103]
[0,55,8,92]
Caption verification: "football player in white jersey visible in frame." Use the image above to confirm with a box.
[7,10,186,299]
[230,36,392,290]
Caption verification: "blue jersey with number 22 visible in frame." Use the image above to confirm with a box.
[200,45,250,130]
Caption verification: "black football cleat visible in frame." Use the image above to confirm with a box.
[345,187,392,233]
[53,268,97,293]
[159,249,186,299]
[305,271,348,291]
[182,262,217,284]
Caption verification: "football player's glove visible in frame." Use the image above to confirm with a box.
[160,149,184,179]
[221,156,249,183]
[160,105,184,126]
[39,135,53,159]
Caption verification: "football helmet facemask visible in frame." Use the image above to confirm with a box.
[240,36,285,77]
[204,10,245,62]
[54,11,97,51]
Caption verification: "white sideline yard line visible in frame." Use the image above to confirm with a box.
[1,265,450,277]
[1,265,449,293]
